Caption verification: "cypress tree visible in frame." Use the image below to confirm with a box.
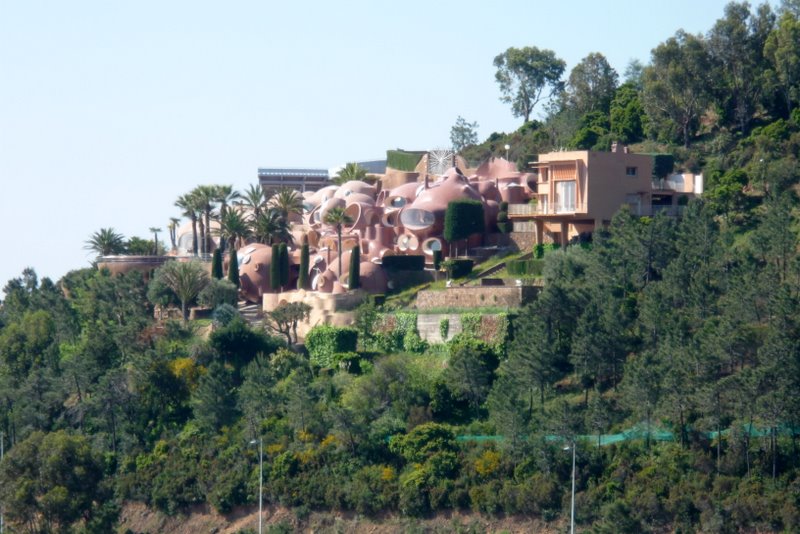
[279,243,289,289]
[298,237,310,290]
[211,248,223,279]
[348,245,360,290]
[227,248,239,287]
[270,244,280,291]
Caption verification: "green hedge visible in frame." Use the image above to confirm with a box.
[306,325,358,368]
[507,259,544,276]
[443,259,473,279]
[382,255,425,271]
[444,200,485,243]
[432,250,442,271]
[386,150,425,172]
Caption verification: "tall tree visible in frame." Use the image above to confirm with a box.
[297,236,310,290]
[323,206,353,278]
[175,193,200,256]
[708,1,774,134]
[217,209,252,252]
[565,52,619,115]
[278,243,289,290]
[0,431,104,533]
[192,185,217,256]
[149,227,161,255]
[213,184,240,251]
[765,10,800,116]
[609,82,646,143]
[493,46,566,123]
[270,187,304,220]
[450,116,480,152]
[642,30,715,147]
[167,217,180,252]
[239,184,267,220]
[192,361,239,432]
[253,208,292,246]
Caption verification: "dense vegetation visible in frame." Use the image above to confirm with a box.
[2,2,800,532]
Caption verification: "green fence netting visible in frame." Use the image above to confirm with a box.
[455,423,800,447]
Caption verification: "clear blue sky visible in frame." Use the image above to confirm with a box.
[0,0,762,286]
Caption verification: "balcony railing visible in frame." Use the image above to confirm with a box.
[508,202,587,217]
[651,179,690,192]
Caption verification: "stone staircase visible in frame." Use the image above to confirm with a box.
[238,301,264,329]
[459,252,533,286]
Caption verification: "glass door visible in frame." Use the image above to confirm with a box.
[556,181,575,213]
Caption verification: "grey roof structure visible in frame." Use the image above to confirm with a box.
[258,167,331,192]
[258,161,387,193]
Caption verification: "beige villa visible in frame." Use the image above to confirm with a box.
[508,143,703,245]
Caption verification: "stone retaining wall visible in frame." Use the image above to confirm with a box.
[415,286,539,310]
[485,232,536,252]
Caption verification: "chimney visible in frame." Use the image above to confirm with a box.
[611,141,618,153]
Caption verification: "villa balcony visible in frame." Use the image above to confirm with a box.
[651,178,691,193]
[508,201,587,218]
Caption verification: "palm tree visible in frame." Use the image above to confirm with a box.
[239,184,267,220]
[333,162,368,185]
[270,187,304,220]
[193,185,217,255]
[85,228,126,257]
[167,217,180,252]
[323,206,353,277]
[149,227,162,255]
[175,194,199,255]
[213,185,240,252]
[217,209,252,251]
[253,208,292,246]
[154,260,210,321]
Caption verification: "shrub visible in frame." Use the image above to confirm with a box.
[212,303,239,326]
[198,278,238,309]
[334,351,361,373]
[442,259,473,279]
[382,255,425,271]
[403,330,428,354]
[305,325,358,368]
[497,203,511,233]
[439,318,450,340]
